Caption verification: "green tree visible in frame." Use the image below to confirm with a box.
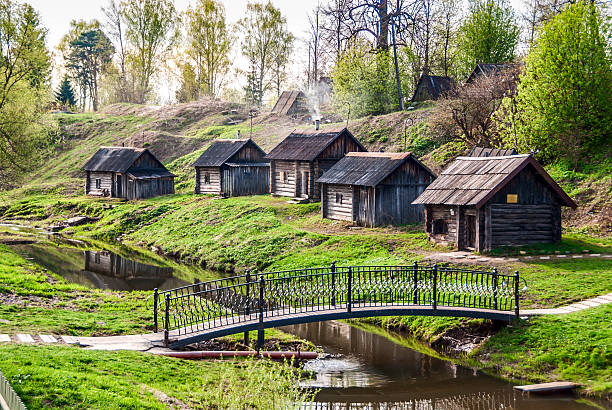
[185,0,232,99]
[121,0,179,103]
[0,0,50,184]
[457,0,519,75]
[55,76,77,108]
[497,1,612,169]
[240,1,292,107]
[175,61,198,103]
[68,29,114,111]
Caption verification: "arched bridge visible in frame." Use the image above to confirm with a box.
[153,263,522,349]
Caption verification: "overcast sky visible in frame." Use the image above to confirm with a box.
[26,0,526,104]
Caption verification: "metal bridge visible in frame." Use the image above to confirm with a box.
[153,263,521,349]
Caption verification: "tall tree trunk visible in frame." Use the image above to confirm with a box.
[377,0,389,50]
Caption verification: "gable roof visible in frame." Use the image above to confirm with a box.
[83,147,163,173]
[411,75,455,101]
[468,147,518,157]
[271,91,307,115]
[316,152,436,187]
[265,128,365,161]
[412,155,577,209]
[466,63,518,84]
[193,139,266,167]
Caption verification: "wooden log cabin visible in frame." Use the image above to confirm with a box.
[193,139,269,197]
[412,154,577,252]
[317,152,436,227]
[83,147,175,200]
[410,74,455,102]
[265,128,366,200]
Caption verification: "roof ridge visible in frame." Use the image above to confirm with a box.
[456,154,528,161]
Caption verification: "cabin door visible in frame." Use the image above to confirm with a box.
[222,169,232,196]
[465,215,476,249]
[357,187,373,227]
[116,175,122,197]
[302,172,309,198]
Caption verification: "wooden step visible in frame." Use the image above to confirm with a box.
[514,382,580,393]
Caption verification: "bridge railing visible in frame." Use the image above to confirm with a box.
[153,263,520,345]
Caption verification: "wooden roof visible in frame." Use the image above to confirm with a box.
[271,91,306,115]
[412,155,577,209]
[411,75,455,101]
[83,147,164,173]
[265,128,365,161]
[466,63,519,84]
[468,147,518,157]
[316,152,435,187]
[193,139,266,167]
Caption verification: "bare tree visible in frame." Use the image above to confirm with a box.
[102,0,128,101]
[320,0,355,63]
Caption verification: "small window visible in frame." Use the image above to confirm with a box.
[335,193,343,204]
[204,173,210,184]
[95,179,102,189]
[94,253,100,264]
[281,171,288,183]
[433,219,448,234]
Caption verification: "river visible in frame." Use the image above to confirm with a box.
[3,226,602,409]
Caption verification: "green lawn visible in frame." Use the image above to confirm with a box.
[0,345,314,409]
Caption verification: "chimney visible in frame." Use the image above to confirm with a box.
[315,119,320,131]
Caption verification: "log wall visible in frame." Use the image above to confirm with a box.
[224,165,270,196]
[489,204,557,247]
[322,184,354,221]
[86,171,113,196]
[195,167,222,195]
[128,177,174,200]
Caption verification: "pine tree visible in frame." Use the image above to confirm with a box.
[55,76,76,108]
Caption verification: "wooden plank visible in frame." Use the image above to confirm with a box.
[513,382,579,393]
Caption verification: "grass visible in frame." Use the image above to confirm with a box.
[478,304,612,395]
[0,345,314,409]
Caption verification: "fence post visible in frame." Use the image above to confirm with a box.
[432,264,437,310]
[153,288,158,333]
[413,261,418,304]
[331,262,336,306]
[347,267,352,313]
[244,270,251,346]
[257,275,265,351]
[164,294,170,347]
[514,271,520,318]
[492,267,498,310]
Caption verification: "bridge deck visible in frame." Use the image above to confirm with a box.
[166,304,517,348]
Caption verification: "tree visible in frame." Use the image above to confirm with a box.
[240,1,292,107]
[102,0,129,102]
[0,0,50,184]
[55,76,77,108]
[121,0,179,103]
[497,1,612,169]
[185,0,231,99]
[68,29,114,111]
[430,66,519,147]
[456,0,519,76]
[175,61,198,103]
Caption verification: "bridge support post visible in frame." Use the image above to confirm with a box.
[432,264,437,310]
[331,262,336,306]
[493,268,498,310]
[153,288,158,333]
[164,294,170,347]
[257,275,265,351]
[413,261,418,305]
[347,267,352,313]
[514,271,520,318]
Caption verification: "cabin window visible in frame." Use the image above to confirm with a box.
[506,194,518,203]
[281,171,288,183]
[433,219,448,234]
[335,193,343,204]
[204,173,210,184]
[95,179,102,189]
[94,253,100,264]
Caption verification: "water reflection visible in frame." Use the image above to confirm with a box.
[283,321,595,410]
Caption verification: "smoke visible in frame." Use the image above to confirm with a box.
[304,79,332,121]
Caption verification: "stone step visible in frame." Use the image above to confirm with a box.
[40,334,58,343]
[16,334,35,343]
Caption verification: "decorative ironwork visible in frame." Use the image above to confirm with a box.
[153,263,521,346]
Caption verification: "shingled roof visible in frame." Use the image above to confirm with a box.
[271,91,307,115]
[265,128,364,161]
[412,155,576,208]
[466,63,519,84]
[468,147,517,157]
[83,147,153,173]
[411,75,455,101]
[193,139,266,167]
[317,152,435,187]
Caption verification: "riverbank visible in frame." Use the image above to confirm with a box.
[1,193,611,398]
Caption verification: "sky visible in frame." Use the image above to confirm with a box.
[27,0,526,103]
